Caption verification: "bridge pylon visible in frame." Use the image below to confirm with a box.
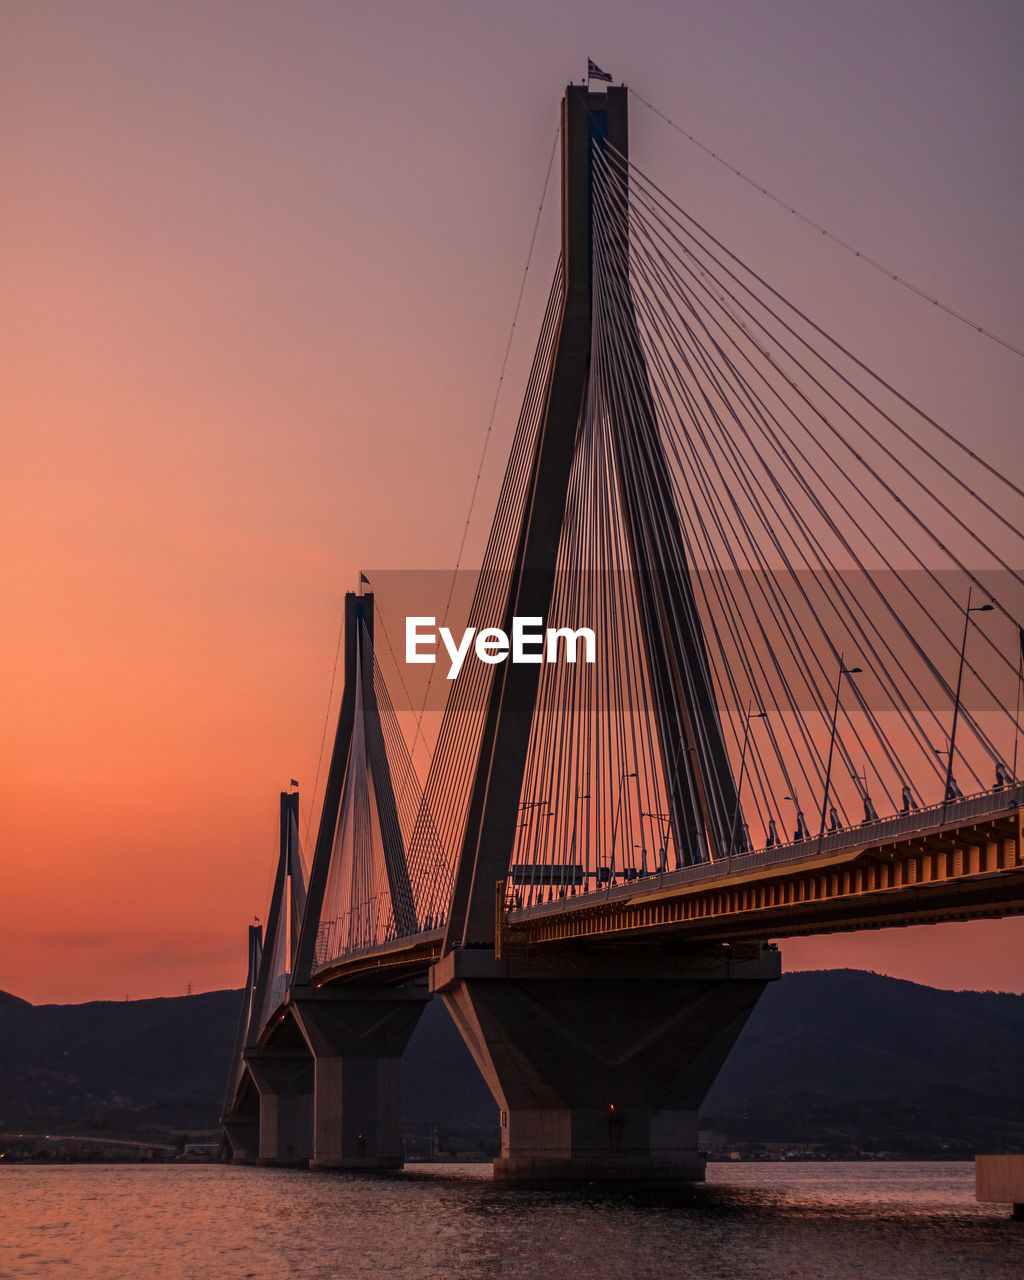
[444,84,740,957]
[246,1047,314,1167]
[432,81,779,1183]
[280,591,428,1170]
[236,791,317,1166]
[291,985,428,1170]
[224,591,431,1170]
[220,921,263,1164]
[295,592,417,979]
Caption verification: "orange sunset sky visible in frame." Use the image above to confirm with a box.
[4,1,1024,1005]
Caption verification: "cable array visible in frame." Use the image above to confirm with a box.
[629,87,1024,361]
[309,125,1024,936]
[508,138,1024,903]
[315,622,423,962]
[403,266,566,925]
[255,802,308,1029]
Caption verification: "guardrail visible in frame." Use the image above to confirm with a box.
[509,783,1024,923]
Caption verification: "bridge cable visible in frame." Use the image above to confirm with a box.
[408,123,560,765]
[303,605,346,848]
[603,142,1024,575]
[604,144,1024,700]
[611,151,1013,788]
[602,164,973,797]
[628,88,1024,363]
[596,144,1016,843]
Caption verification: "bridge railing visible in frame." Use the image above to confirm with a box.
[507,782,1024,921]
[785,783,1024,862]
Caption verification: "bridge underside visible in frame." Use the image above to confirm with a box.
[292,985,429,1171]
[432,943,779,1182]
[246,1048,314,1167]
[231,803,1024,1180]
[222,1070,260,1165]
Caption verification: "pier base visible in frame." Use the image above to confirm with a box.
[431,943,779,1183]
[221,1114,259,1165]
[246,1049,314,1167]
[292,984,429,1171]
[976,1154,1024,1219]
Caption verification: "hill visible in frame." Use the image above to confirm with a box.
[2,970,1022,1154]
[700,969,1024,1156]
[705,969,1024,1107]
[0,989,244,1136]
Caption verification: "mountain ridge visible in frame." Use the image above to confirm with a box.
[1,969,1021,1153]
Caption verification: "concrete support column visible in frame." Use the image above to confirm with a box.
[245,1049,314,1167]
[221,1115,259,1165]
[292,984,429,1171]
[976,1154,1024,1218]
[431,943,780,1183]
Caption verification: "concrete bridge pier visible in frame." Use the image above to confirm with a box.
[431,943,780,1183]
[221,1114,260,1165]
[292,984,430,1171]
[245,1049,314,1167]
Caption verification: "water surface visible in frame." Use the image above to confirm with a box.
[0,1162,1019,1279]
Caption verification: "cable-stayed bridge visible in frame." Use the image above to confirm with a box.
[223,84,1024,1182]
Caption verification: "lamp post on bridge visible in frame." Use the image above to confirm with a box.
[943,590,994,817]
[642,810,671,872]
[729,701,767,856]
[817,658,863,855]
[518,798,550,826]
[664,742,698,865]
[568,790,589,888]
[609,771,637,881]
[518,799,551,903]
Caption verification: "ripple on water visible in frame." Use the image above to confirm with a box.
[0,1163,1019,1280]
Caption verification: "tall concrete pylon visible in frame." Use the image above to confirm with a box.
[295,592,417,981]
[243,791,315,1166]
[284,592,426,1170]
[220,922,263,1164]
[444,85,739,958]
[433,82,778,1184]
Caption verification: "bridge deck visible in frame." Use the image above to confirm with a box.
[506,786,1024,947]
[300,786,1024,988]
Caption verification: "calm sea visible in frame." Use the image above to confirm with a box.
[0,1162,1019,1279]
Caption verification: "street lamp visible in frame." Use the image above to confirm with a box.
[642,810,672,872]
[568,790,589,878]
[518,798,549,827]
[609,771,637,878]
[729,701,767,856]
[664,742,697,866]
[944,591,994,814]
[817,658,863,854]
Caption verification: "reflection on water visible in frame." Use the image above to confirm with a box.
[0,1163,1019,1279]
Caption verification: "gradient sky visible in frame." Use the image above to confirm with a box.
[4,1,1023,1004]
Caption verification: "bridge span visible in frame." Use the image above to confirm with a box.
[289,784,1024,988]
[507,786,1024,947]
[223,79,1024,1182]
